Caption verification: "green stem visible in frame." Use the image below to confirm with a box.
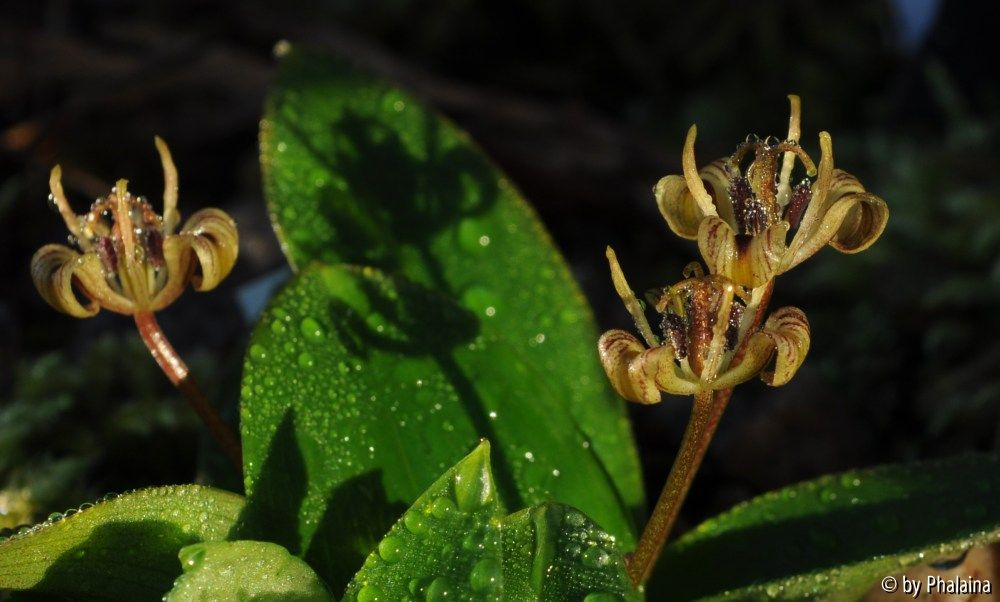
[134,310,243,474]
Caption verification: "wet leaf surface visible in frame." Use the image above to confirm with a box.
[239,264,639,591]
[650,454,1000,600]
[165,540,331,601]
[345,441,638,601]
[0,485,245,600]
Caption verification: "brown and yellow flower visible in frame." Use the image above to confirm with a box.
[656,96,888,288]
[598,249,809,403]
[31,137,238,317]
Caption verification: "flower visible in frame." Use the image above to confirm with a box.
[31,137,238,317]
[598,249,809,403]
[656,95,889,288]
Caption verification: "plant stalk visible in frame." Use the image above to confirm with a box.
[625,280,775,586]
[133,311,243,473]
[626,388,730,585]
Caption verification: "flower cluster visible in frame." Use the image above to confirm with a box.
[599,96,887,404]
[31,138,238,318]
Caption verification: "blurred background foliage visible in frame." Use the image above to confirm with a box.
[1,0,997,536]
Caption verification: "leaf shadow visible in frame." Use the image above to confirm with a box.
[24,520,196,600]
[230,409,306,555]
[326,272,523,511]
[282,103,500,295]
[654,467,1000,600]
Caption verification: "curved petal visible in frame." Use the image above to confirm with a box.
[655,175,704,240]
[178,208,239,291]
[699,159,737,228]
[682,125,720,218]
[598,330,698,404]
[698,216,788,288]
[710,334,774,390]
[30,245,134,317]
[782,171,888,272]
[757,306,810,386]
[151,236,196,312]
[656,159,735,239]
[713,306,810,389]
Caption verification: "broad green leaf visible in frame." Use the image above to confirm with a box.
[0,485,244,600]
[239,264,636,590]
[649,454,1000,600]
[344,441,507,601]
[345,441,638,601]
[258,45,642,538]
[165,541,332,601]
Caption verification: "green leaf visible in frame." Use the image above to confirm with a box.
[239,264,637,590]
[649,454,1000,600]
[345,441,638,602]
[0,485,245,600]
[344,441,507,601]
[258,44,641,538]
[165,541,332,601]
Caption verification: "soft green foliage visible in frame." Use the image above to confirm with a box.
[345,442,637,601]
[165,540,332,601]
[0,485,245,599]
[251,43,642,583]
[238,264,638,590]
[650,454,1000,600]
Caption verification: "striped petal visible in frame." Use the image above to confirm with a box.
[698,216,788,288]
[714,306,809,389]
[656,159,735,240]
[177,208,239,291]
[30,245,134,317]
[598,330,699,404]
[781,134,889,273]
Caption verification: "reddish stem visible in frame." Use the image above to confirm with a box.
[625,280,775,586]
[134,311,243,473]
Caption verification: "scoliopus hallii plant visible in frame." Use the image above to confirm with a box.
[5,49,998,601]
[600,95,888,585]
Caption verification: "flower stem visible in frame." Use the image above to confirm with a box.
[625,388,731,585]
[625,280,775,586]
[133,311,243,473]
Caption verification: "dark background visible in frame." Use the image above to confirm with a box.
[1,0,998,538]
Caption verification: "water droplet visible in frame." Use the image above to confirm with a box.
[378,536,403,563]
[357,584,384,602]
[583,594,622,602]
[818,487,837,503]
[424,576,453,601]
[249,344,267,361]
[299,317,325,343]
[403,511,428,535]
[270,319,287,335]
[765,582,782,598]
[179,545,206,569]
[457,220,492,253]
[839,474,861,488]
[297,352,315,369]
[581,545,610,568]
[430,497,457,519]
[470,557,501,592]
[460,286,499,318]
